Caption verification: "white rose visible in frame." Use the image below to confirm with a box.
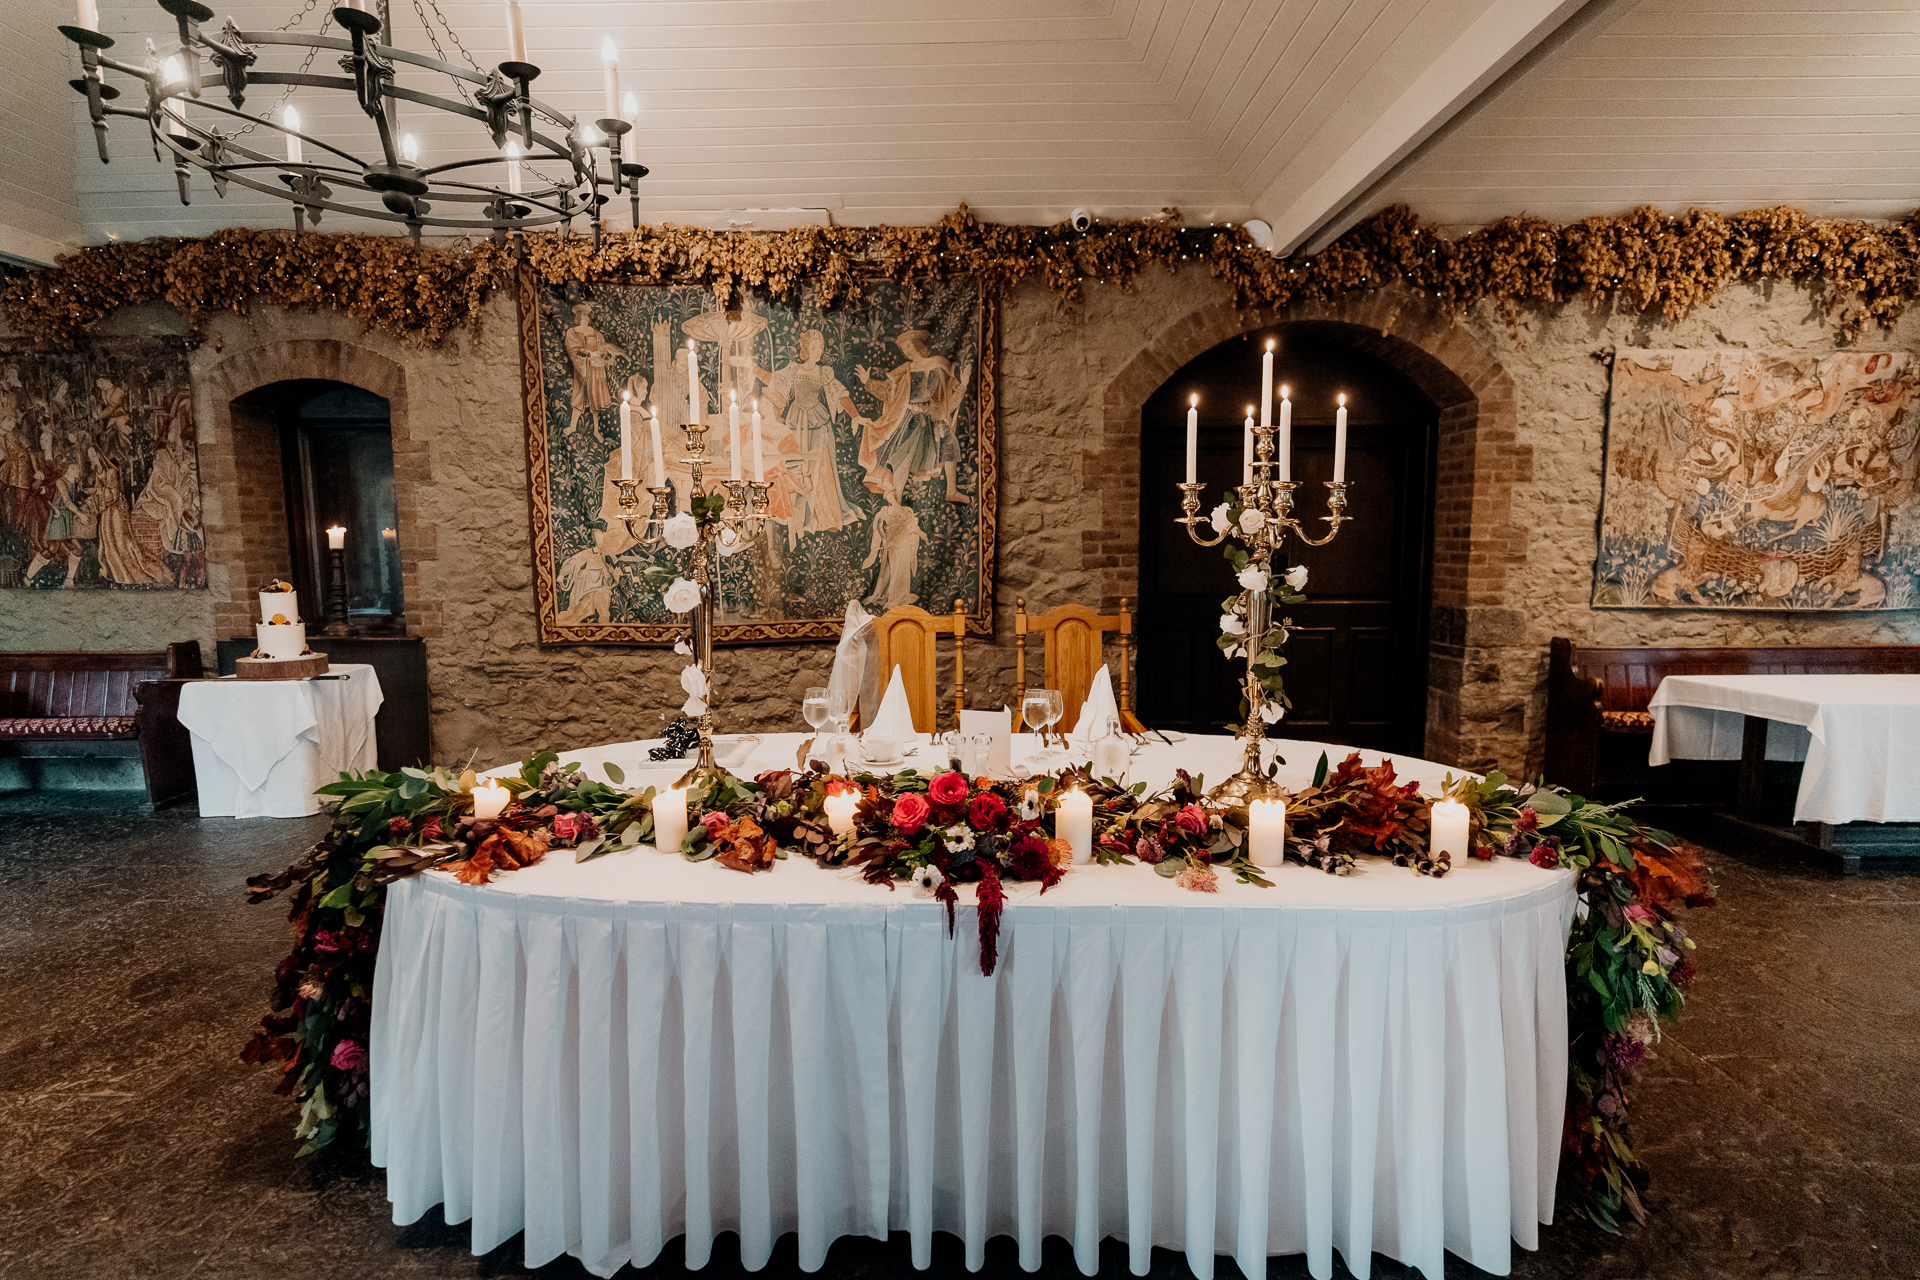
[1260,702,1286,724]
[1219,614,1245,636]
[682,695,708,717]
[1237,565,1270,593]
[680,664,708,700]
[662,576,702,613]
[1285,565,1308,591]
[673,638,692,656]
[1210,503,1232,535]
[1238,508,1266,535]
[662,513,699,549]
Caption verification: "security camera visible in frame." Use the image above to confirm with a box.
[1070,208,1094,233]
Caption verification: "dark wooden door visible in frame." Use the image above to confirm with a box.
[1136,330,1435,755]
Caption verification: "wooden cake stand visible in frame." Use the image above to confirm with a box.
[235,653,330,680]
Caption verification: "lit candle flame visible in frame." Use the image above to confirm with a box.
[401,133,418,163]
[600,36,617,67]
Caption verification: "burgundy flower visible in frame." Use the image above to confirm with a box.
[893,792,932,835]
[1135,834,1166,864]
[388,816,413,836]
[967,792,1007,831]
[701,811,731,840]
[330,1038,368,1073]
[420,816,444,842]
[928,772,970,806]
[1005,835,1061,885]
[1174,804,1208,836]
[573,813,601,842]
[1470,843,1496,861]
[311,929,341,955]
[1599,1033,1645,1072]
[1672,956,1697,987]
[1529,843,1561,869]
[1514,806,1540,832]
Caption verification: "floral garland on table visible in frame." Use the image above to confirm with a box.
[8,204,1919,348]
[246,748,1710,1232]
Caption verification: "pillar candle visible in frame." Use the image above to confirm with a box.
[283,106,303,165]
[1278,386,1292,482]
[1430,798,1469,861]
[751,399,764,482]
[619,393,633,482]
[503,0,526,63]
[504,140,522,195]
[1058,787,1093,864]
[648,405,665,489]
[1334,394,1349,482]
[686,341,699,427]
[1185,394,1197,485]
[1242,407,1254,486]
[76,0,99,31]
[1260,338,1274,428]
[1248,797,1286,866]
[471,778,510,820]
[728,391,741,481]
[652,786,689,852]
[823,788,858,836]
[326,524,345,550]
[600,38,619,121]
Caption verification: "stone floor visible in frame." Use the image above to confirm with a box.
[1,790,1915,1280]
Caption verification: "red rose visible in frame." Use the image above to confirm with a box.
[1175,803,1209,836]
[928,771,970,806]
[893,792,931,835]
[968,792,1008,831]
[700,811,731,840]
[420,816,443,842]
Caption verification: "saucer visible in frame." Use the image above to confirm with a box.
[855,750,906,767]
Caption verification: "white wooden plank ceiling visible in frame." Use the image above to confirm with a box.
[1,0,1915,261]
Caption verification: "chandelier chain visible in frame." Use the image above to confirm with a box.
[408,0,483,106]
[218,10,331,141]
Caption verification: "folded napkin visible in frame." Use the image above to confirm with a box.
[866,665,919,744]
[1072,664,1121,745]
[827,599,878,725]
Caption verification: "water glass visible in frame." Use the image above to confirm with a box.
[803,686,829,731]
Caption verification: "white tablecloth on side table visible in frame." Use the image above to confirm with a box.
[176,664,383,818]
[1648,673,1920,824]
[371,734,1575,1280]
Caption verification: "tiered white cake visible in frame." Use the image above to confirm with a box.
[255,582,307,661]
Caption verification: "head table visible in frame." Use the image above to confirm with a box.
[370,732,1574,1280]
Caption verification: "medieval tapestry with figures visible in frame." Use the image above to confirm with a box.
[1594,348,1920,610]
[0,344,204,591]
[517,271,996,643]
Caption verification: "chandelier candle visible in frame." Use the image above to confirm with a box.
[1185,394,1198,484]
[600,38,618,120]
[75,0,98,31]
[283,106,303,165]
[622,92,638,164]
[503,0,525,62]
[619,392,633,482]
[504,140,522,195]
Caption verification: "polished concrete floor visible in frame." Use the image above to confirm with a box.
[1,789,1915,1280]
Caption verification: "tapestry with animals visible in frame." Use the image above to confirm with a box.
[1594,348,1920,610]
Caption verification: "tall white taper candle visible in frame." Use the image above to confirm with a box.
[1260,339,1274,428]
[752,399,764,482]
[619,392,632,482]
[600,38,619,121]
[503,0,526,62]
[1185,394,1198,485]
[1242,407,1254,486]
[728,391,741,481]
[649,406,665,489]
[284,106,304,165]
[1278,386,1292,482]
[1335,394,1349,482]
[504,140,522,195]
[687,341,699,427]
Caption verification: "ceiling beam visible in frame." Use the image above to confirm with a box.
[1252,0,1596,257]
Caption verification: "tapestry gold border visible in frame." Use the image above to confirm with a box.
[518,267,998,645]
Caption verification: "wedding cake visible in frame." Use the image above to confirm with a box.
[254,580,309,661]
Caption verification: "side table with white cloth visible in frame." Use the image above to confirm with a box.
[1648,673,1920,868]
[176,665,384,818]
[371,732,1576,1280]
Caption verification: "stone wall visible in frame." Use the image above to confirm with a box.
[6,264,1918,778]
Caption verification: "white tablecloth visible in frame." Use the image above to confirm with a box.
[177,664,383,818]
[1648,673,1920,823]
[371,734,1574,1280]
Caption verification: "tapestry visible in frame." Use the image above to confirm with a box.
[1594,348,1920,610]
[518,271,996,643]
[0,344,204,590]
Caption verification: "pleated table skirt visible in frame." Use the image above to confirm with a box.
[370,858,1575,1280]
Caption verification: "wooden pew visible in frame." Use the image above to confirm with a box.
[0,642,204,807]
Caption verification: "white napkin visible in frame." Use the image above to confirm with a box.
[960,706,1013,778]
[827,599,877,724]
[867,665,919,743]
[1072,664,1121,745]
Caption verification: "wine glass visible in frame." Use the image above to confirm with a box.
[803,686,829,732]
[827,684,855,735]
[1045,690,1065,747]
[1021,690,1052,764]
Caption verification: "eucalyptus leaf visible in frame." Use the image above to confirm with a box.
[603,761,625,784]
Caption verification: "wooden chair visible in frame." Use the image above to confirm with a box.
[1013,598,1146,734]
[868,599,968,734]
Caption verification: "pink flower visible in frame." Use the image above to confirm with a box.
[420,816,443,842]
[388,816,412,836]
[1174,861,1219,893]
[893,792,931,835]
[928,772,970,806]
[1174,804,1209,836]
[700,811,731,840]
[552,813,579,842]
[311,929,341,955]
[1529,844,1561,869]
[330,1039,367,1073]
[1624,903,1655,923]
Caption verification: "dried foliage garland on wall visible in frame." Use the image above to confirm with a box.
[6,203,1919,349]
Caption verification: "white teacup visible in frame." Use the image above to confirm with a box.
[862,733,900,763]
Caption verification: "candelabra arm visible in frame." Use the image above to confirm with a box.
[1290,480,1352,547]
[1176,481,1227,547]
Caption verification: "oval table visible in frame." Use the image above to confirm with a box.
[370,733,1574,1280]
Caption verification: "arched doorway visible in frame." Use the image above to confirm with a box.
[1136,324,1437,755]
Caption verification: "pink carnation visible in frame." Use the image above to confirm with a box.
[701,811,731,840]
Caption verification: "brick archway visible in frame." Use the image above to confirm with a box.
[195,340,437,643]
[1094,290,1530,772]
